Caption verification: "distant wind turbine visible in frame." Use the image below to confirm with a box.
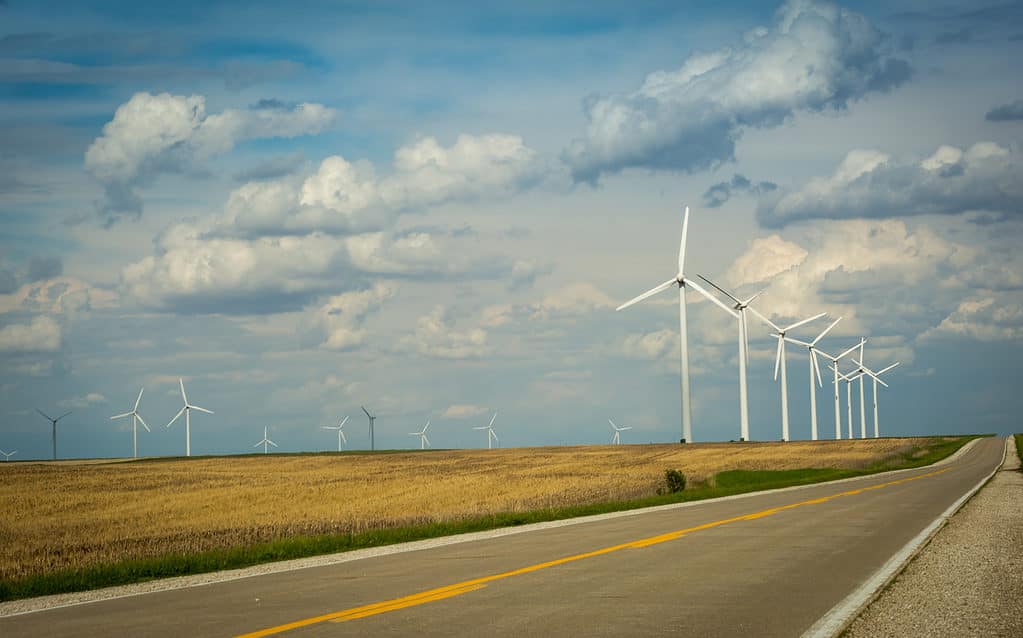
[748,309,827,441]
[166,378,213,457]
[409,420,431,449]
[36,409,71,460]
[816,339,866,439]
[848,358,897,438]
[779,317,842,441]
[321,416,349,452]
[362,406,376,451]
[608,418,632,445]
[253,426,278,454]
[110,387,149,458]
[615,206,738,444]
[474,413,499,449]
[0,449,16,461]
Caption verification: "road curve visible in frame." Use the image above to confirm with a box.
[0,437,1004,638]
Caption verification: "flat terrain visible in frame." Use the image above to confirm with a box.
[0,437,1003,638]
[0,438,938,582]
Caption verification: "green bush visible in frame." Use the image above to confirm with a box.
[664,469,686,493]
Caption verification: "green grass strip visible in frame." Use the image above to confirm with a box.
[1015,434,1023,468]
[0,435,979,602]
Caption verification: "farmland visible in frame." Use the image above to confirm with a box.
[0,437,963,586]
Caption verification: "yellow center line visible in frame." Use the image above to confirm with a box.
[235,466,952,638]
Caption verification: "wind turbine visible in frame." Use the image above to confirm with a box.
[747,309,827,441]
[815,339,866,440]
[362,406,376,451]
[615,206,739,444]
[35,409,71,460]
[608,418,632,445]
[695,275,762,442]
[253,426,278,454]
[0,449,16,461]
[869,362,899,437]
[845,343,887,439]
[166,378,213,457]
[474,413,499,449]
[409,420,431,449]
[321,416,349,452]
[775,316,840,441]
[849,358,898,438]
[110,388,149,458]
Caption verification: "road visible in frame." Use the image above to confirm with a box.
[0,437,1004,638]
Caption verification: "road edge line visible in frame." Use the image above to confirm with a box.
[800,436,1008,638]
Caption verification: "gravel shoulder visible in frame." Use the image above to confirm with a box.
[844,436,1023,638]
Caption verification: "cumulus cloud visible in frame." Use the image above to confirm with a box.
[0,315,61,352]
[622,329,678,360]
[985,99,1023,122]
[0,276,117,316]
[442,404,489,419]
[399,305,489,359]
[920,297,1023,342]
[564,0,910,182]
[301,283,395,350]
[481,282,615,327]
[758,142,1023,227]
[85,92,336,223]
[703,174,778,207]
[59,392,107,408]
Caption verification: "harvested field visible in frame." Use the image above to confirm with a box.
[0,438,952,582]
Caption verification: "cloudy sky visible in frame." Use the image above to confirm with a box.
[1,0,1021,459]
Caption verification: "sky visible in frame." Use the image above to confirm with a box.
[1,0,1021,459]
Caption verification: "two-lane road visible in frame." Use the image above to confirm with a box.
[0,437,1004,637]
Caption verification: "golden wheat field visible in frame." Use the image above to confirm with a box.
[0,438,944,581]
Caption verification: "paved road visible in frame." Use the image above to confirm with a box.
[0,437,1004,638]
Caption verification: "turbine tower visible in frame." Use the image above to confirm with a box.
[409,420,431,449]
[608,418,632,445]
[362,406,376,451]
[748,309,827,441]
[166,378,213,457]
[848,358,896,438]
[253,426,278,454]
[474,413,499,449]
[870,362,899,437]
[777,317,841,441]
[36,409,71,460]
[0,449,16,461]
[321,416,349,452]
[110,387,150,458]
[615,206,738,444]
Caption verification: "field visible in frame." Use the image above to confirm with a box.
[0,437,964,589]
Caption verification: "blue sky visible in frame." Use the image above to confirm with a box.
[1,0,1021,459]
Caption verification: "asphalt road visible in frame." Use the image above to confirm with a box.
[0,437,1004,638]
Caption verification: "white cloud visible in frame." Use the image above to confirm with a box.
[302,283,395,350]
[480,282,615,327]
[759,142,1023,226]
[399,305,489,359]
[0,276,117,316]
[622,329,678,360]
[84,92,336,221]
[0,315,62,352]
[920,297,1023,342]
[442,404,489,419]
[565,0,909,182]
[59,392,107,408]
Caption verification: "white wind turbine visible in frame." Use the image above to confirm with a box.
[254,426,278,454]
[615,206,739,444]
[362,406,376,451]
[409,420,431,449]
[608,418,632,445]
[776,317,841,441]
[166,378,213,457]
[36,409,71,460]
[845,342,887,439]
[321,416,349,452]
[747,310,827,441]
[474,413,499,449]
[815,339,866,439]
[0,449,16,461]
[110,388,150,458]
[849,358,898,438]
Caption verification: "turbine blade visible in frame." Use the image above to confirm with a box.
[622,426,632,431]
[877,362,900,375]
[423,434,430,447]
[747,306,780,332]
[424,420,430,432]
[36,408,53,421]
[812,352,823,387]
[678,206,690,273]
[608,418,616,429]
[696,274,741,305]
[362,406,372,418]
[783,312,827,333]
[269,440,278,447]
[339,415,349,427]
[686,279,740,317]
[134,387,144,412]
[785,336,813,348]
[473,426,488,430]
[138,415,151,432]
[773,337,783,380]
[191,406,214,415]
[616,278,676,312]
[179,378,188,404]
[57,411,72,421]
[492,431,499,444]
[167,407,185,428]
[339,431,347,443]
[836,340,863,361]
[111,412,132,420]
[254,441,262,448]
[812,317,842,345]
[489,412,497,427]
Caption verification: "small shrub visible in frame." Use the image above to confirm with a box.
[664,469,686,493]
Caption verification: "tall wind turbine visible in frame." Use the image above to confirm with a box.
[409,420,431,449]
[321,416,349,452]
[748,310,827,441]
[253,426,278,454]
[36,409,71,460]
[816,339,865,439]
[166,378,213,457]
[616,206,740,444]
[608,418,632,445]
[474,413,499,449]
[362,406,376,451]
[695,276,762,442]
[869,362,899,437]
[778,317,841,441]
[0,449,16,461]
[110,387,149,458]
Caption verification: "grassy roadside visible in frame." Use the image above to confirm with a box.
[1015,434,1023,468]
[0,436,979,602]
